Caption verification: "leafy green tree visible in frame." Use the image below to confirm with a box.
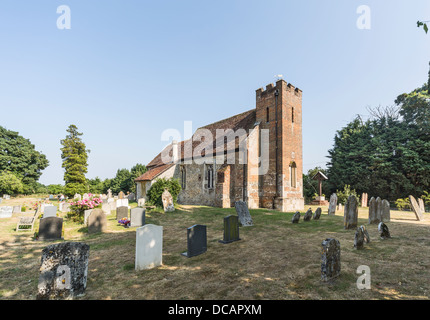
[0,126,49,193]
[130,163,147,193]
[60,125,90,197]
[147,177,181,207]
[0,171,24,195]
[110,168,132,194]
[88,177,104,194]
[47,184,64,195]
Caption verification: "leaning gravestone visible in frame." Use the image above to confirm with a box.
[344,195,358,229]
[303,208,312,221]
[328,193,337,215]
[418,198,425,213]
[38,217,63,241]
[43,206,57,219]
[313,207,322,220]
[321,238,341,282]
[381,199,390,222]
[0,206,13,218]
[181,224,207,258]
[162,189,175,212]
[219,215,241,244]
[292,211,300,224]
[354,227,365,249]
[409,195,423,221]
[116,206,128,220]
[378,222,391,239]
[37,242,90,300]
[130,207,146,227]
[234,201,253,227]
[135,224,163,270]
[361,225,370,244]
[87,209,107,234]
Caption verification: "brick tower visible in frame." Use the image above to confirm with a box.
[255,79,305,212]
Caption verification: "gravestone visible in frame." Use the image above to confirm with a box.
[118,191,125,199]
[84,210,93,225]
[116,206,128,220]
[13,206,22,214]
[38,217,63,241]
[337,203,343,211]
[130,207,146,227]
[328,193,337,215]
[375,197,382,221]
[219,215,241,244]
[87,209,107,234]
[181,224,207,258]
[303,208,312,221]
[107,189,112,199]
[321,238,341,282]
[418,198,425,213]
[409,195,423,221]
[109,200,116,211]
[381,199,390,222]
[138,198,146,207]
[82,193,89,200]
[234,201,253,227]
[101,203,110,215]
[361,193,368,208]
[313,207,322,220]
[344,195,358,229]
[135,224,163,270]
[62,203,70,213]
[37,242,89,300]
[378,222,391,239]
[128,192,135,201]
[0,206,13,218]
[116,199,129,208]
[354,227,365,249]
[43,206,57,219]
[292,211,300,223]
[74,194,82,201]
[368,197,379,224]
[162,189,175,212]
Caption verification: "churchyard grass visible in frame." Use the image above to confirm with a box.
[0,196,429,300]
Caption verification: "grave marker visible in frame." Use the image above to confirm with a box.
[321,238,341,282]
[87,209,107,234]
[135,224,163,270]
[130,207,146,227]
[234,201,253,227]
[219,215,241,244]
[181,224,207,258]
[38,217,63,241]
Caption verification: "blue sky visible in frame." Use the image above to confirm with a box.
[0,0,429,185]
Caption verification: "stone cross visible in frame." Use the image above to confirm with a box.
[135,224,163,270]
[181,224,207,258]
[37,242,89,300]
[321,238,341,282]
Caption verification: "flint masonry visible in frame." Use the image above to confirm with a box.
[135,79,305,212]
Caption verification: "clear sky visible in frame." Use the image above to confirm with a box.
[0,0,429,185]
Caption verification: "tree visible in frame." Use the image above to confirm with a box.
[110,168,132,194]
[60,125,90,197]
[417,20,429,34]
[47,184,64,195]
[0,126,49,193]
[130,163,147,193]
[303,167,329,203]
[88,177,104,194]
[147,177,181,207]
[0,171,24,195]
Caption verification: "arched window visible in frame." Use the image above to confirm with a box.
[180,166,186,190]
[206,164,214,189]
[290,162,297,188]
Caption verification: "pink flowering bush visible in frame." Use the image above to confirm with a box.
[67,193,103,223]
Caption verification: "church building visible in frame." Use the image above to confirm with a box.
[135,79,304,211]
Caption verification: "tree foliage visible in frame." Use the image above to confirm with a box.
[147,177,181,207]
[0,171,24,195]
[0,126,49,193]
[60,125,90,197]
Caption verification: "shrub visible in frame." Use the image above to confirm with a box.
[67,193,102,223]
[147,178,181,207]
[395,198,410,211]
[336,185,360,205]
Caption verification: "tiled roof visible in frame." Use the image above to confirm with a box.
[135,109,256,182]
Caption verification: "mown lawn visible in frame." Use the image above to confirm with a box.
[0,196,429,300]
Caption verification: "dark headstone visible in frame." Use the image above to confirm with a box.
[38,217,63,241]
[368,197,378,224]
[116,206,128,220]
[292,211,300,224]
[321,238,341,282]
[381,199,390,222]
[344,195,358,229]
[130,207,146,227]
[219,215,241,244]
[234,201,253,227]
[181,224,207,258]
[37,242,90,300]
[313,207,322,220]
[87,209,107,234]
[378,222,391,239]
[303,208,312,221]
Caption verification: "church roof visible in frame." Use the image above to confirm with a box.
[135,109,256,182]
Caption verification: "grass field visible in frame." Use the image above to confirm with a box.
[0,196,429,300]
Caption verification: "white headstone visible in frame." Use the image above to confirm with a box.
[135,224,163,270]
